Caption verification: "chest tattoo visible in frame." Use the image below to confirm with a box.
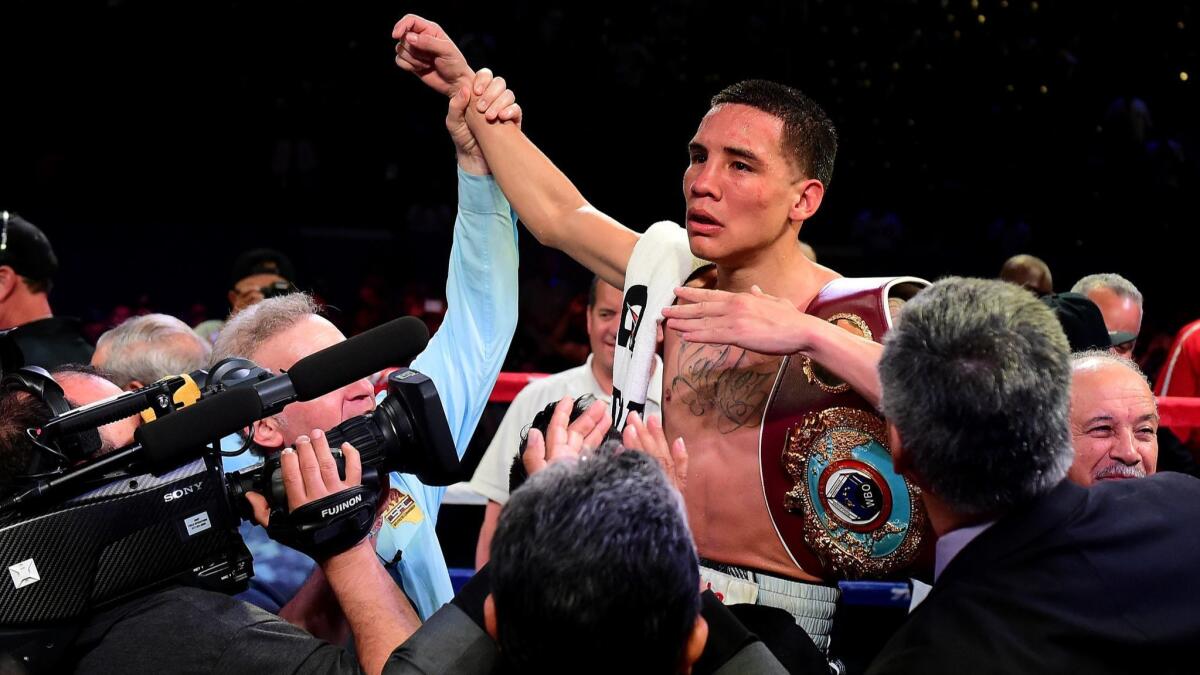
[669,339,778,434]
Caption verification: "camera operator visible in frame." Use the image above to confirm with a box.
[1,373,791,675]
[211,73,523,631]
[248,432,421,675]
[0,376,410,674]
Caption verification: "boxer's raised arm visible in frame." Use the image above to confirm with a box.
[393,15,638,288]
[392,15,474,95]
[464,105,637,289]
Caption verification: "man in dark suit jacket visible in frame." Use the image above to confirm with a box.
[868,278,1200,675]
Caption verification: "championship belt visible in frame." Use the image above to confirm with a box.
[760,276,931,579]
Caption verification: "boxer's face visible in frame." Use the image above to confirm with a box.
[1068,359,1158,486]
[252,314,377,448]
[683,104,806,264]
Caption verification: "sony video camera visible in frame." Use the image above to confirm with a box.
[225,368,458,519]
[0,317,472,670]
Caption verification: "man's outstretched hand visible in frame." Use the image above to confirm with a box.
[523,396,611,475]
[663,284,820,355]
[447,68,522,175]
[392,14,473,96]
[521,398,689,494]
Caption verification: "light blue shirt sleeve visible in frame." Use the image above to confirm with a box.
[411,168,519,462]
[377,168,519,619]
[226,169,518,621]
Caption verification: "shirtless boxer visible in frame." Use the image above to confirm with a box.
[393,15,892,648]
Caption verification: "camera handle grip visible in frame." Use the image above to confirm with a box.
[266,484,379,560]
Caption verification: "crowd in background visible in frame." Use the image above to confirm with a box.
[4,3,1200,673]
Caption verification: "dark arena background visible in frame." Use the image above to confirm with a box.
[1,0,1197,375]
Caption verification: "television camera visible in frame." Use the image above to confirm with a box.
[0,316,475,669]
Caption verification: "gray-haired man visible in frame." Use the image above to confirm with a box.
[1071,273,1143,358]
[211,73,523,633]
[92,313,212,389]
[1067,350,1158,486]
[868,277,1200,674]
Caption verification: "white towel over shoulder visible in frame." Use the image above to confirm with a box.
[612,220,708,429]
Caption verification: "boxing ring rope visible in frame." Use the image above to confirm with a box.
[488,372,549,403]
[374,369,547,400]
[482,381,1200,425]
[1157,397,1200,429]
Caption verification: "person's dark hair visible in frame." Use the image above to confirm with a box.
[879,277,1073,516]
[586,275,601,308]
[0,388,53,490]
[21,277,51,295]
[491,442,700,674]
[508,394,596,494]
[999,253,1053,296]
[710,79,838,185]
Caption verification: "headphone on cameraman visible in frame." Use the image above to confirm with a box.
[1,366,103,479]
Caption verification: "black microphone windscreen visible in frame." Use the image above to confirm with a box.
[287,316,430,401]
[50,389,159,438]
[135,386,264,473]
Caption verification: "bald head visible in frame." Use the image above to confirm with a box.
[1000,254,1053,296]
[51,368,139,453]
[1067,351,1158,486]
